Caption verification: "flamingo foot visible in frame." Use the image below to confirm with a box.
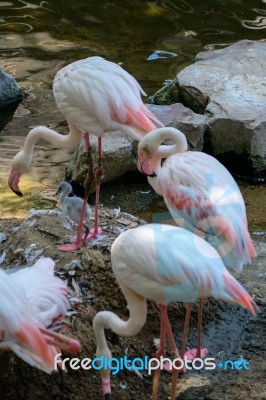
[86,227,103,240]
[57,243,81,252]
[183,347,208,360]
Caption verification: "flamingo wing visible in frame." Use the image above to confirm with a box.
[9,257,69,326]
[111,224,257,315]
[53,56,162,139]
[0,270,58,373]
[111,224,225,304]
[158,152,256,270]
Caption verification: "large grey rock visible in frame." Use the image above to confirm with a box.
[0,70,23,133]
[65,103,206,192]
[176,40,266,181]
[65,131,136,192]
[147,103,206,151]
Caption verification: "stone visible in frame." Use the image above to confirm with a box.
[150,40,266,181]
[147,103,206,151]
[0,70,23,133]
[65,131,136,192]
[176,40,266,181]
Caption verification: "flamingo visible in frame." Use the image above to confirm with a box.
[0,257,80,373]
[137,127,257,359]
[56,181,92,246]
[8,56,162,252]
[93,224,257,400]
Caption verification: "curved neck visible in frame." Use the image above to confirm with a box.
[93,285,147,374]
[23,122,83,158]
[144,127,188,172]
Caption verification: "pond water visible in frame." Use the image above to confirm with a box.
[0,0,265,228]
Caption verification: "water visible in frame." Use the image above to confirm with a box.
[0,0,265,224]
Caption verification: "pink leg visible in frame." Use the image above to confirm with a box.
[182,299,207,360]
[152,305,168,400]
[58,133,95,252]
[87,136,103,239]
[181,302,193,359]
[196,299,207,358]
[162,308,181,400]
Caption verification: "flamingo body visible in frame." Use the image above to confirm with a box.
[0,258,80,373]
[137,128,256,271]
[53,56,161,140]
[111,224,255,306]
[93,224,256,399]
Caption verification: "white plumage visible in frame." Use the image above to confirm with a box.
[0,257,80,373]
[53,56,160,140]
[137,127,256,272]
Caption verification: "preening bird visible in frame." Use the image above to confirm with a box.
[137,127,257,357]
[56,181,92,246]
[8,56,162,252]
[93,224,256,400]
[0,257,80,373]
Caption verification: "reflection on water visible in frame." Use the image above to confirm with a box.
[0,0,265,225]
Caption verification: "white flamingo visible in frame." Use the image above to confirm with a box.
[8,56,162,252]
[93,224,257,400]
[137,127,257,358]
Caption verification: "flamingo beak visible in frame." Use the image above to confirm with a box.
[137,156,157,178]
[8,168,23,197]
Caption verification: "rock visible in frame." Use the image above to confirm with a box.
[0,70,23,133]
[65,103,206,192]
[147,103,206,151]
[176,40,266,181]
[65,131,136,192]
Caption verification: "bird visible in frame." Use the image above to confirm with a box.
[0,257,81,373]
[56,181,92,246]
[137,127,257,359]
[8,56,162,252]
[93,223,257,400]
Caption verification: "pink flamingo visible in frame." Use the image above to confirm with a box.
[93,224,257,400]
[8,56,162,251]
[0,257,80,373]
[137,127,257,359]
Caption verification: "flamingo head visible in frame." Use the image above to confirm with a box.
[137,149,157,178]
[8,150,31,197]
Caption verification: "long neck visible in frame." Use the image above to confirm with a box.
[23,122,83,158]
[149,127,188,172]
[93,285,147,375]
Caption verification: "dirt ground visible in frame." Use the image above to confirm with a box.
[0,198,265,400]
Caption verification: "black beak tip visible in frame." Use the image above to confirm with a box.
[104,393,111,400]
[12,188,23,197]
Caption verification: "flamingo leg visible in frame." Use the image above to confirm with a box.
[87,136,103,239]
[162,308,181,400]
[196,299,204,358]
[180,302,193,359]
[181,299,207,360]
[58,132,95,251]
[152,305,167,400]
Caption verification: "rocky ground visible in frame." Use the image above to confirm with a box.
[0,186,265,400]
